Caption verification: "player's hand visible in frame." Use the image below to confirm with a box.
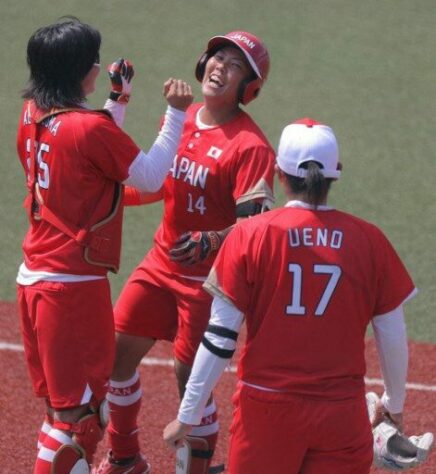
[108,58,134,103]
[384,411,404,432]
[163,419,192,451]
[372,398,404,432]
[163,78,193,111]
[169,231,222,266]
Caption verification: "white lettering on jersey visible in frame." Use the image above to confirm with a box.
[42,116,62,136]
[170,155,178,175]
[23,103,32,125]
[25,138,50,189]
[171,155,209,189]
[288,227,343,249]
[207,146,223,160]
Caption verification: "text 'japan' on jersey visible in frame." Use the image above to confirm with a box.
[153,103,275,277]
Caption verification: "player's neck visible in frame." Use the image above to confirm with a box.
[285,189,328,206]
[200,102,241,126]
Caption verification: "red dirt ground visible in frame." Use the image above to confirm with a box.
[0,301,434,473]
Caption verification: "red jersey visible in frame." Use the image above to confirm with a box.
[204,204,415,399]
[17,101,140,275]
[153,103,275,277]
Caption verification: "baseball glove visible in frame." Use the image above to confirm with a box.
[366,392,434,471]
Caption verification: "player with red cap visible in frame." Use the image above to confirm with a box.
[195,31,270,105]
[164,118,417,473]
[94,31,275,474]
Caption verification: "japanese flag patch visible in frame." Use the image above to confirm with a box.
[207,146,223,160]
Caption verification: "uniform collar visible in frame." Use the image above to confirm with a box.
[284,200,333,211]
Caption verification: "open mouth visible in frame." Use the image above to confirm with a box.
[208,74,224,88]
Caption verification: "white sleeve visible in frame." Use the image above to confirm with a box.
[103,99,126,128]
[123,105,185,192]
[177,296,244,425]
[371,305,408,414]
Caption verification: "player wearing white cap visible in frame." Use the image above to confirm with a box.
[163,118,417,473]
[95,31,275,474]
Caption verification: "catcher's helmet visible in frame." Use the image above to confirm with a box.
[195,31,270,105]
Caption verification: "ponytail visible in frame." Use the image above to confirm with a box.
[285,161,332,208]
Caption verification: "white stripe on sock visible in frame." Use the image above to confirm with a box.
[110,371,139,388]
[202,401,216,418]
[107,388,142,406]
[38,446,56,462]
[41,421,52,434]
[48,429,74,445]
[190,421,219,437]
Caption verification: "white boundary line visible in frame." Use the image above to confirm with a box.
[2,342,436,392]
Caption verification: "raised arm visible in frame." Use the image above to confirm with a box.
[123,79,193,192]
[103,58,135,128]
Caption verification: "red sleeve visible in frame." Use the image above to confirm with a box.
[83,114,141,182]
[372,227,416,315]
[204,221,259,313]
[124,186,142,206]
[231,145,275,205]
[123,186,164,206]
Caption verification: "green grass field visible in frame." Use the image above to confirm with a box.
[1,0,435,340]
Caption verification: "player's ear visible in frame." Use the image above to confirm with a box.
[275,164,285,180]
[331,162,343,181]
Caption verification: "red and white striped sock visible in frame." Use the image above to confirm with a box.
[106,371,142,460]
[37,414,54,452]
[34,427,74,474]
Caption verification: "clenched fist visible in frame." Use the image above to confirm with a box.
[163,78,193,111]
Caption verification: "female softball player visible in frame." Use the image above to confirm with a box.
[163,118,416,474]
[16,17,192,473]
[96,31,275,474]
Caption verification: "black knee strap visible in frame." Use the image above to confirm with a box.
[191,448,214,459]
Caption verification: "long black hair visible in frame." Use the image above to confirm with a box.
[22,17,101,110]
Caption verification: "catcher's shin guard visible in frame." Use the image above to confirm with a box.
[176,440,192,473]
[51,444,89,473]
[99,398,110,428]
[176,436,225,474]
[53,412,105,465]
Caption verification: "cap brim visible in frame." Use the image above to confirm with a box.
[276,156,341,179]
[207,36,262,78]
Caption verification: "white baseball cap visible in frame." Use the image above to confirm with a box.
[276,118,341,179]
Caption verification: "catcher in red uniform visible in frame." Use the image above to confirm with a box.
[95,31,275,474]
[16,17,192,474]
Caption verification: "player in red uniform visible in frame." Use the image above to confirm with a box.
[163,118,417,474]
[16,18,192,474]
[96,31,275,474]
